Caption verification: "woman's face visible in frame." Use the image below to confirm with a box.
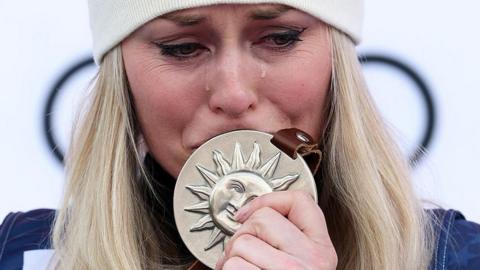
[122,4,331,177]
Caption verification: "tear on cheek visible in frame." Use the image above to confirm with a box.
[260,63,267,78]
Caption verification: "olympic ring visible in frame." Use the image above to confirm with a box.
[43,57,94,164]
[359,54,436,166]
[43,54,436,167]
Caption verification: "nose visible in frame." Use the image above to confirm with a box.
[206,49,258,117]
[229,195,246,210]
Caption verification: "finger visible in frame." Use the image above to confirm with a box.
[217,256,260,270]
[234,190,329,243]
[220,234,303,270]
[228,206,312,260]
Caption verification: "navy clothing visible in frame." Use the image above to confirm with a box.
[0,209,54,270]
[428,209,480,269]
[1,208,479,269]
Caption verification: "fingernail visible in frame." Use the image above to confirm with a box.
[215,251,225,270]
[233,210,243,221]
[234,204,250,221]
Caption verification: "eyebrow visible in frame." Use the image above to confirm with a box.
[162,13,206,26]
[249,5,292,20]
[162,5,292,26]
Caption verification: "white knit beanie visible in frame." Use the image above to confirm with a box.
[88,0,364,64]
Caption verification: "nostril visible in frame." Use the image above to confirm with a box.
[212,106,223,114]
[229,198,245,210]
[210,95,256,117]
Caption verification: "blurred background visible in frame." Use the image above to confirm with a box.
[0,0,479,222]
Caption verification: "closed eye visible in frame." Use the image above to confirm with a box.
[154,42,209,60]
[153,27,306,61]
[229,180,246,193]
[254,27,306,51]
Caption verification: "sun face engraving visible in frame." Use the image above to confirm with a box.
[184,142,300,251]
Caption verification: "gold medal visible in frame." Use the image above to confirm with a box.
[173,129,319,269]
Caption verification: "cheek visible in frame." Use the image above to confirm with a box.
[122,41,206,132]
[123,49,208,175]
[266,57,331,121]
[128,67,204,130]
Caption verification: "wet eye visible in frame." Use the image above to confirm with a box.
[257,28,306,50]
[154,42,207,60]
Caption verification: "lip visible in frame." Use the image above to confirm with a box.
[191,128,248,149]
[226,205,238,220]
[226,208,236,217]
[189,126,277,151]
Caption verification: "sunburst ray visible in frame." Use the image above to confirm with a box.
[184,201,210,214]
[258,152,280,179]
[213,150,231,176]
[205,227,226,251]
[245,142,261,170]
[270,174,300,191]
[196,165,219,187]
[190,215,215,231]
[185,185,211,200]
[231,142,245,171]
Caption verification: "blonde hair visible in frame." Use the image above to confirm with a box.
[52,27,435,269]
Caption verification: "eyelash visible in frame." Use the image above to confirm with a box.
[154,28,306,61]
[156,42,205,60]
[256,28,306,50]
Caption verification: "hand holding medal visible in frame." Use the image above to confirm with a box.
[174,129,336,269]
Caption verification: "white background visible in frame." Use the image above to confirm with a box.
[0,1,479,222]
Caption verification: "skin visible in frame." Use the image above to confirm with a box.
[122,4,337,269]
